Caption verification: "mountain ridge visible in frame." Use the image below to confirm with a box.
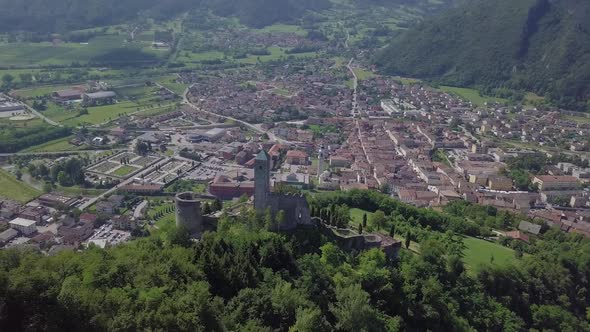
[375,0,590,111]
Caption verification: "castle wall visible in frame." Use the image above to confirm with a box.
[268,193,312,231]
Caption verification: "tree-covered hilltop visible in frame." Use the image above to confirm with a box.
[375,0,590,111]
[2,190,590,331]
[0,0,331,32]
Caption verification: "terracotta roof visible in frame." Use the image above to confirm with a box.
[534,175,579,183]
[286,150,308,158]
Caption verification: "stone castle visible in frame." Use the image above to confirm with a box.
[254,150,312,230]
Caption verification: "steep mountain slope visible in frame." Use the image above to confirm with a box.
[0,0,331,32]
[375,0,590,110]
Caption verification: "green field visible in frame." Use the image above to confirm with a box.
[253,24,307,36]
[350,208,374,225]
[13,84,75,98]
[564,115,590,124]
[20,136,82,153]
[157,75,188,95]
[462,236,516,270]
[175,50,225,63]
[112,165,139,177]
[62,100,173,126]
[237,46,317,64]
[0,35,164,67]
[0,169,41,203]
[55,186,107,196]
[353,68,376,81]
[440,86,509,106]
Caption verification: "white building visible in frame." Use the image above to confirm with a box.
[9,217,37,235]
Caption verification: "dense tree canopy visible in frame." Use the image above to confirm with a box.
[0,0,331,33]
[1,191,589,331]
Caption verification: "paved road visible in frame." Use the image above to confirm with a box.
[134,200,148,218]
[347,58,360,118]
[182,86,293,144]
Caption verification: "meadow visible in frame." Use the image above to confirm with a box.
[462,236,516,270]
[0,34,164,67]
[0,169,41,203]
[440,86,509,106]
[20,136,81,153]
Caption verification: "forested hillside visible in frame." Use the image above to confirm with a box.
[375,0,590,111]
[0,0,331,32]
[1,190,590,331]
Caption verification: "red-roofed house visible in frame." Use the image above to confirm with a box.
[286,150,309,165]
[505,230,530,243]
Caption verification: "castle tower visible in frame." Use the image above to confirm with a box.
[254,150,271,211]
[175,192,203,235]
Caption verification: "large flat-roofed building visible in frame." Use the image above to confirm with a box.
[9,217,37,235]
[187,128,227,143]
[38,193,77,208]
[533,175,581,191]
[83,91,117,106]
[52,89,84,102]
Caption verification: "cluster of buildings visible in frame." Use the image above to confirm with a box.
[0,191,144,251]
[52,82,117,106]
[184,59,353,124]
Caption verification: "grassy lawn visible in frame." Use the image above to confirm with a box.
[175,50,225,63]
[524,92,545,106]
[20,136,82,152]
[111,165,139,177]
[462,236,516,271]
[349,208,374,225]
[0,169,41,203]
[136,105,177,117]
[392,76,421,85]
[38,102,80,123]
[273,88,291,96]
[564,115,590,124]
[13,84,75,98]
[156,75,187,95]
[62,101,140,126]
[55,186,107,196]
[440,86,509,106]
[353,68,376,81]
[253,24,307,36]
[238,46,317,64]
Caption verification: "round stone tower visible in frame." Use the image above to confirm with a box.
[175,192,202,235]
